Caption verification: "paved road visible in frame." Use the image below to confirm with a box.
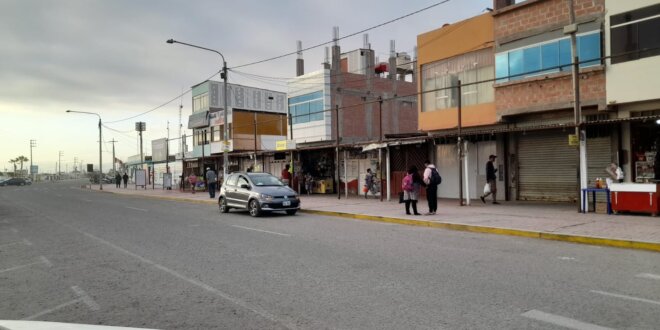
[1,180,660,329]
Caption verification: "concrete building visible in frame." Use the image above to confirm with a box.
[417,13,499,201]
[186,80,288,178]
[286,31,419,196]
[492,0,609,202]
[605,0,660,183]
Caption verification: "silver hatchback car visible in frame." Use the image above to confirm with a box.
[218,172,300,217]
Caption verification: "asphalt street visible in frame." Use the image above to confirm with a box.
[1,180,660,329]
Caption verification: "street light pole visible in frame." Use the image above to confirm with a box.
[66,110,103,190]
[30,140,36,181]
[167,38,229,182]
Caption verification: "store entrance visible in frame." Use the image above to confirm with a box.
[630,121,660,183]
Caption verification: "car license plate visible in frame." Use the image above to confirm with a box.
[282,201,291,207]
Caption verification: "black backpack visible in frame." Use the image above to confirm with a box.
[430,168,442,186]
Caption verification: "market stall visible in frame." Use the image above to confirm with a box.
[610,183,660,216]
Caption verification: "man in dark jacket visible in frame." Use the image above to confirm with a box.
[480,155,499,204]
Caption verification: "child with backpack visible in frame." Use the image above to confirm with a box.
[402,166,423,215]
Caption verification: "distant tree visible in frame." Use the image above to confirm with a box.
[9,158,18,174]
[15,156,29,174]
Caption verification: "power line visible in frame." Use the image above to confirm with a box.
[230,0,451,69]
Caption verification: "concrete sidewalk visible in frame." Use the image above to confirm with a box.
[87,184,660,252]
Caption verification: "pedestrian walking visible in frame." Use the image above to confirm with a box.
[205,167,217,199]
[304,172,313,195]
[480,155,499,204]
[115,173,121,188]
[281,164,292,186]
[423,160,441,215]
[364,168,375,199]
[402,166,422,215]
[122,172,129,188]
[188,173,197,194]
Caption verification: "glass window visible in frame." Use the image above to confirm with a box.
[508,49,524,80]
[638,18,660,59]
[248,173,284,186]
[578,33,601,67]
[559,38,572,71]
[541,42,559,71]
[523,46,541,76]
[288,91,324,124]
[237,176,249,187]
[226,174,238,187]
[495,53,509,82]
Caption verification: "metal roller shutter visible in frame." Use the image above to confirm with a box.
[518,130,577,202]
[586,136,613,184]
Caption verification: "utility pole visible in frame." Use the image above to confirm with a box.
[253,113,258,170]
[378,97,384,202]
[458,80,465,206]
[29,140,36,181]
[335,105,341,200]
[109,139,118,174]
[566,0,587,211]
[58,151,64,179]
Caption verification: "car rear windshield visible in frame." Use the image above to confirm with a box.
[249,174,283,186]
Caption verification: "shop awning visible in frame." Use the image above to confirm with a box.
[362,143,388,152]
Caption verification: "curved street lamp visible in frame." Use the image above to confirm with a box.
[167,38,229,181]
[66,110,103,190]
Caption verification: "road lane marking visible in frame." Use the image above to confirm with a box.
[12,202,297,330]
[24,286,99,320]
[0,220,9,224]
[23,238,32,246]
[10,228,18,233]
[71,286,100,311]
[125,206,148,212]
[23,299,80,320]
[0,256,51,274]
[521,310,613,330]
[558,256,577,261]
[636,273,660,281]
[81,199,93,202]
[78,231,296,329]
[231,225,291,237]
[56,194,63,197]
[591,290,660,306]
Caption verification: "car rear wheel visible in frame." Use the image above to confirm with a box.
[248,199,261,217]
[218,197,229,213]
[286,209,297,215]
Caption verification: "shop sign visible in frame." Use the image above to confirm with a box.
[568,134,578,146]
[276,140,296,151]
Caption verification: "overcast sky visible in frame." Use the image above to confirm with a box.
[0,0,490,173]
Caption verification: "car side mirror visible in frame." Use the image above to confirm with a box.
[240,184,250,190]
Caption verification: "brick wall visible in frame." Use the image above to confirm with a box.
[494,0,604,40]
[330,72,417,142]
[494,0,605,116]
[495,69,605,116]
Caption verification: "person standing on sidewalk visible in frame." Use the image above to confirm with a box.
[115,173,121,188]
[480,155,499,204]
[402,166,422,215]
[188,173,197,194]
[423,160,441,215]
[364,168,375,199]
[122,172,129,188]
[281,164,292,186]
[205,167,217,199]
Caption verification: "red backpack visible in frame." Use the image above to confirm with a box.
[401,174,414,192]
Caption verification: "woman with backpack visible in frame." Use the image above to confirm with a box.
[402,165,423,215]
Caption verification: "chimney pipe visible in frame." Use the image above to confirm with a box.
[388,40,397,80]
[296,40,304,76]
[332,26,341,72]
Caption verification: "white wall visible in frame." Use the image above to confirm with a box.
[436,141,495,200]
[605,0,660,105]
[288,69,333,143]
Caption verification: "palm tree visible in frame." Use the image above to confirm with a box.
[15,156,28,174]
[9,158,17,174]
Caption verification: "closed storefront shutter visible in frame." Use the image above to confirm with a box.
[518,130,577,202]
[586,136,613,184]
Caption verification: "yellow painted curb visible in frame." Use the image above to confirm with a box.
[301,209,660,253]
